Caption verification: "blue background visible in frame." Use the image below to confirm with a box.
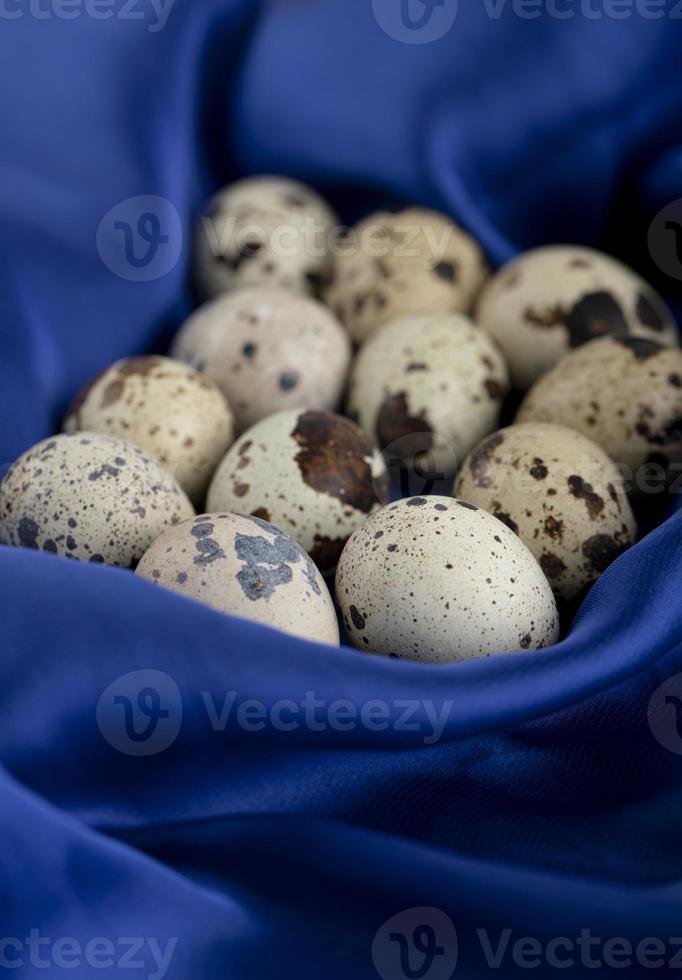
[1,0,682,975]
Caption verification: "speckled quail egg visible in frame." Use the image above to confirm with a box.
[171,287,352,433]
[0,433,195,567]
[336,496,559,663]
[207,409,389,571]
[325,207,489,344]
[455,423,637,601]
[517,336,682,483]
[136,512,339,645]
[64,356,234,504]
[476,245,678,390]
[194,175,339,300]
[346,313,509,474]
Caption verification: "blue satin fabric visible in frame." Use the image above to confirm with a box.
[1,1,682,976]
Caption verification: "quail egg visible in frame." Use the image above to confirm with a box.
[64,356,234,504]
[194,175,339,300]
[136,512,340,645]
[0,433,195,567]
[476,245,678,389]
[325,207,488,344]
[207,409,389,571]
[517,336,682,482]
[455,423,637,601]
[336,496,559,663]
[346,313,509,473]
[171,287,351,433]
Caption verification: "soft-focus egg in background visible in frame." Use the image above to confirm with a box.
[172,287,351,433]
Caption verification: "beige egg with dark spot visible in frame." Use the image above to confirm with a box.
[0,433,195,568]
[455,423,637,601]
[325,208,489,344]
[194,176,339,300]
[346,313,509,473]
[64,356,234,504]
[136,512,339,644]
[476,246,678,390]
[517,336,682,482]
[171,287,351,433]
[336,496,559,663]
[207,409,389,572]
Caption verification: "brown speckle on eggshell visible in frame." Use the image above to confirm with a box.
[476,246,678,390]
[64,355,234,504]
[456,423,636,600]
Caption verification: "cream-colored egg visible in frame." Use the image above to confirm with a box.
[194,175,339,300]
[0,433,194,568]
[455,423,637,601]
[136,512,339,645]
[476,245,678,389]
[346,313,509,473]
[207,409,388,571]
[336,496,559,663]
[325,207,488,344]
[171,287,351,433]
[517,336,682,481]
[64,356,234,504]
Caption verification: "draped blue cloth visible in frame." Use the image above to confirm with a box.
[1,1,682,976]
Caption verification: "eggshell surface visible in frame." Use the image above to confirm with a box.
[346,313,509,473]
[476,246,678,389]
[336,496,559,663]
[171,287,351,432]
[517,336,682,477]
[455,423,637,600]
[136,512,340,645]
[207,409,389,571]
[194,175,338,300]
[0,433,195,567]
[325,208,488,344]
[64,355,234,503]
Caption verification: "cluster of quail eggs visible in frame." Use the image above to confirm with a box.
[1,175,680,664]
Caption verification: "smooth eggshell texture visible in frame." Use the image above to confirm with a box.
[325,208,488,344]
[171,287,351,433]
[336,496,559,664]
[455,423,637,601]
[207,409,389,571]
[136,512,340,645]
[517,336,682,477]
[476,245,678,389]
[346,313,509,473]
[194,175,339,300]
[0,433,195,568]
[64,355,234,504]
